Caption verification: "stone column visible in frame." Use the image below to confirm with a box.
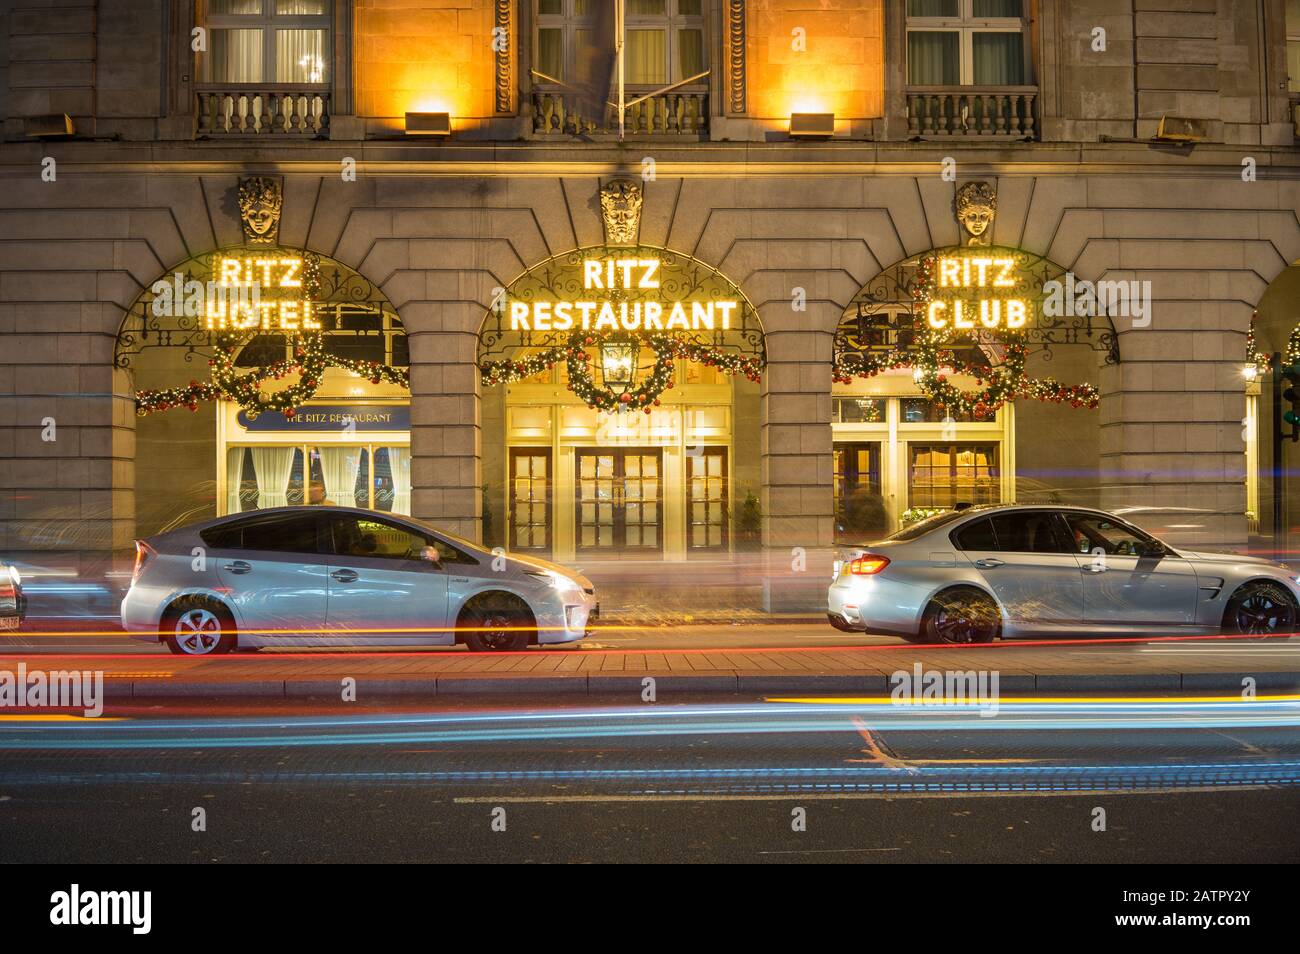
[408,323,482,541]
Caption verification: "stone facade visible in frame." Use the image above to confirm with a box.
[0,0,1296,570]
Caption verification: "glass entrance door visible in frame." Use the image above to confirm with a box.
[576,448,663,554]
[834,441,886,541]
[509,448,552,554]
[687,446,728,553]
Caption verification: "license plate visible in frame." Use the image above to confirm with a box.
[0,616,20,631]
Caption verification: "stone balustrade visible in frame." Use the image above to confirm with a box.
[906,86,1037,139]
[195,86,330,136]
[532,87,709,136]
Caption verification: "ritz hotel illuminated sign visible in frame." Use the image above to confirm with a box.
[506,257,739,333]
[926,255,1028,331]
[149,255,321,332]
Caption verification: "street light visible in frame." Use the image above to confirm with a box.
[601,341,635,387]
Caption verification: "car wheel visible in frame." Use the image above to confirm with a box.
[163,597,236,656]
[1222,581,1298,637]
[920,588,1000,645]
[461,593,534,652]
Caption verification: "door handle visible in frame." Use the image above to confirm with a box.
[331,569,359,583]
[974,558,1005,569]
[223,561,252,574]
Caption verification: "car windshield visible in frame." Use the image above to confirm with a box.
[883,509,970,542]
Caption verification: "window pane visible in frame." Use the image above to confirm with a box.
[211,0,262,14]
[538,28,564,80]
[974,0,1021,16]
[277,0,328,13]
[908,0,958,15]
[539,0,561,12]
[1289,41,1300,93]
[241,515,320,553]
[989,512,1070,553]
[626,29,666,84]
[277,29,327,83]
[973,32,1024,84]
[206,29,263,83]
[628,0,666,13]
[954,518,997,551]
[907,31,958,85]
[678,28,704,78]
[678,0,702,13]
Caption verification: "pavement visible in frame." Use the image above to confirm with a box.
[5,621,1300,698]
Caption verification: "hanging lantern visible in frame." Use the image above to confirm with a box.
[600,340,636,388]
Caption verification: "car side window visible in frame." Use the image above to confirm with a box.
[952,518,997,551]
[1062,513,1154,557]
[427,537,478,566]
[328,515,427,561]
[202,514,321,554]
[988,512,1074,554]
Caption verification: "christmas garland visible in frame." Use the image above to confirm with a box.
[134,333,411,418]
[480,331,765,413]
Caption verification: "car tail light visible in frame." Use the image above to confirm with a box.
[132,541,155,584]
[848,554,890,575]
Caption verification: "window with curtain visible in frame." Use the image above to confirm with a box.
[535,0,706,87]
[906,0,1028,86]
[201,0,331,85]
[908,443,1000,508]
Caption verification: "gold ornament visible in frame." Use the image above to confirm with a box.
[955,181,996,247]
[237,176,283,245]
[600,179,643,246]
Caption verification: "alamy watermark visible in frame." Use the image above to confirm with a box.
[0,663,104,718]
[890,663,1000,717]
[1043,272,1151,328]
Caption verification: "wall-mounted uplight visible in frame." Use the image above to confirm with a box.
[789,113,834,139]
[405,112,451,136]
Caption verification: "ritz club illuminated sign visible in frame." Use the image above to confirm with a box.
[507,256,739,333]
[149,255,321,333]
[925,254,1028,331]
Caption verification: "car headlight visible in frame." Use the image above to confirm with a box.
[524,568,579,592]
[6,565,18,588]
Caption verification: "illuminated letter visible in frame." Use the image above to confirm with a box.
[716,301,737,330]
[643,301,664,330]
[993,259,1015,287]
[576,302,596,329]
[302,300,320,330]
[691,302,715,331]
[927,301,947,329]
[639,259,660,289]
[953,300,974,329]
[553,301,574,331]
[595,302,618,331]
[533,301,552,331]
[979,299,999,328]
[666,302,690,330]
[279,299,300,331]
[971,258,991,287]
[509,300,530,330]
[583,259,603,290]
[939,258,959,288]
[616,259,636,289]
[280,258,302,287]
[1006,299,1027,328]
[220,257,242,287]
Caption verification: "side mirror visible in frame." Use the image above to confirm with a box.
[418,545,443,567]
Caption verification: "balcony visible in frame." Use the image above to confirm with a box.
[531,85,709,136]
[195,86,330,136]
[906,86,1037,139]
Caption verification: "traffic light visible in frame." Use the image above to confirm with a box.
[1282,359,1300,441]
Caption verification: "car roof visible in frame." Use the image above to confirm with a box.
[148,507,480,550]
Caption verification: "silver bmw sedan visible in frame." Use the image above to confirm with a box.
[828,504,1300,644]
[122,507,598,654]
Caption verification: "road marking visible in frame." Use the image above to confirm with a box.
[452,786,1267,803]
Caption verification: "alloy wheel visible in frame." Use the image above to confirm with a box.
[1234,589,1295,635]
[174,607,223,655]
[930,594,998,644]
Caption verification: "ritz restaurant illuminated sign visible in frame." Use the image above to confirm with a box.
[150,254,321,333]
[506,256,740,333]
[925,254,1028,331]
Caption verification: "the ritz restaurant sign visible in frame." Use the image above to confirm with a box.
[506,256,739,333]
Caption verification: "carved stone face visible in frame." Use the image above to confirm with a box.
[955,181,997,247]
[237,176,283,245]
[600,180,643,246]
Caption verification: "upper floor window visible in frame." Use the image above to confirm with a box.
[906,0,1029,86]
[200,0,331,85]
[535,0,706,87]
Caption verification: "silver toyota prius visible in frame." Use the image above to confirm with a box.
[828,504,1300,643]
[122,507,598,654]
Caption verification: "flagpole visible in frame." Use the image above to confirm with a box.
[616,0,625,141]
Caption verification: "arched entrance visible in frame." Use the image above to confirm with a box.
[832,245,1116,539]
[116,248,409,537]
[476,245,766,562]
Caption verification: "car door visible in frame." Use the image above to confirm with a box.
[208,512,330,635]
[1061,511,1200,627]
[954,511,1084,625]
[321,513,451,640]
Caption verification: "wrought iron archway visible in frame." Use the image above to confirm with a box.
[114,247,405,372]
[476,245,766,368]
[834,246,1120,373]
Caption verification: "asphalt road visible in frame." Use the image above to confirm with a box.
[2,696,1298,863]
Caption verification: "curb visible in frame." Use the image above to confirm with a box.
[98,669,1300,700]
